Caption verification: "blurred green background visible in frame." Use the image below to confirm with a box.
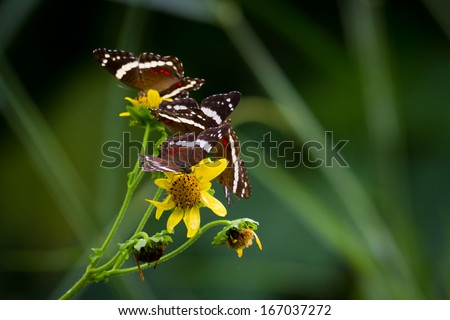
[1,0,449,299]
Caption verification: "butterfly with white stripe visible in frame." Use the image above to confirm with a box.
[151,91,251,204]
[93,48,204,99]
[140,123,231,174]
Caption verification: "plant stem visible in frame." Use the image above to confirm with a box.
[59,123,151,299]
[94,123,151,263]
[59,269,91,300]
[107,220,231,277]
[134,187,163,233]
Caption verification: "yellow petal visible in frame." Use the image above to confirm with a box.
[125,97,139,106]
[164,172,175,180]
[194,158,228,183]
[199,181,212,191]
[146,89,163,109]
[119,111,131,117]
[183,206,200,238]
[146,196,175,219]
[166,206,184,233]
[236,248,243,258]
[200,191,227,217]
[154,178,171,190]
[253,231,263,251]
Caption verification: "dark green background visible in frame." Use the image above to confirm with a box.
[0,0,449,299]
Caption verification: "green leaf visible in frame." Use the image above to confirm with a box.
[149,230,173,244]
[133,238,148,251]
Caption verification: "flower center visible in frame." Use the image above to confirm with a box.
[226,228,255,250]
[169,173,201,209]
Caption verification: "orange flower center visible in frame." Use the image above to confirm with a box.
[169,174,201,209]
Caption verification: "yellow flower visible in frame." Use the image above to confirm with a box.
[120,89,172,117]
[212,218,262,257]
[226,228,262,257]
[147,158,228,238]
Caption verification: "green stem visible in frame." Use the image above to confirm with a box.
[131,231,151,241]
[107,220,231,277]
[94,123,151,263]
[97,187,162,272]
[95,250,124,272]
[59,271,91,300]
[134,187,163,233]
[59,123,151,299]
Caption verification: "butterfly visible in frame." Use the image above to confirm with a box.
[140,122,231,174]
[93,48,204,99]
[151,91,251,204]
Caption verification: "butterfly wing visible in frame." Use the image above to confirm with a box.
[213,123,251,204]
[93,48,205,98]
[151,92,240,134]
[161,122,231,169]
[199,91,241,126]
[137,52,188,97]
[93,48,142,90]
[159,77,205,99]
[152,98,210,134]
[139,154,181,173]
